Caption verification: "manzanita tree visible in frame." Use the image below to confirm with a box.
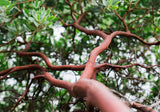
[0,0,160,112]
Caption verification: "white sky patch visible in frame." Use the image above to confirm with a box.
[80,49,89,62]
[136,57,144,64]
[17,45,25,50]
[70,54,80,62]
[125,93,136,102]
[15,103,26,111]
[40,47,45,51]
[8,58,16,68]
[145,50,156,65]
[16,36,24,43]
[6,78,17,86]
[148,36,156,42]
[53,25,65,41]
[75,33,82,41]
[141,82,151,94]
[30,73,34,79]
[0,92,5,103]
[95,55,101,63]
[26,32,32,41]
[60,71,79,83]
[22,80,26,86]
[109,71,115,78]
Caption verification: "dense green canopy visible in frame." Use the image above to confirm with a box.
[0,0,160,111]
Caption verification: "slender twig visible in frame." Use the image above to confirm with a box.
[114,10,129,32]
[96,62,159,70]
[10,79,33,112]
[129,102,156,112]
[64,0,77,22]
[16,0,36,5]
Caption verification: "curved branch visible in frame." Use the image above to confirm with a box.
[80,36,112,79]
[0,64,45,79]
[64,0,76,22]
[112,31,160,45]
[96,62,159,70]
[20,42,31,52]
[114,10,129,32]
[43,72,72,92]
[74,12,159,45]
[73,23,107,40]
[17,51,85,71]
[76,30,159,79]
[56,8,159,79]
[71,14,159,79]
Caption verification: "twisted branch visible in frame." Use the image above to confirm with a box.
[17,51,85,71]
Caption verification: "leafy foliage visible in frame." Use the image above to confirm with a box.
[0,0,160,111]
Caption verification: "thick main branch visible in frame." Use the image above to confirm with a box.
[71,79,130,112]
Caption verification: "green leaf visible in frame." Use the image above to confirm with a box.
[0,0,10,6]
[76,29,80,34]
[37,14,40,21]
[28,17,34,23]
[46,9,51,16]
[33,0,44,9]
[52,17,59,22]
[7,3,14,10]
[47,16,55,21]
[35,0,39,8]
[42,16,47,23]
[25,23,35,30]
[23,9,30,17]
[110,5,118,9]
